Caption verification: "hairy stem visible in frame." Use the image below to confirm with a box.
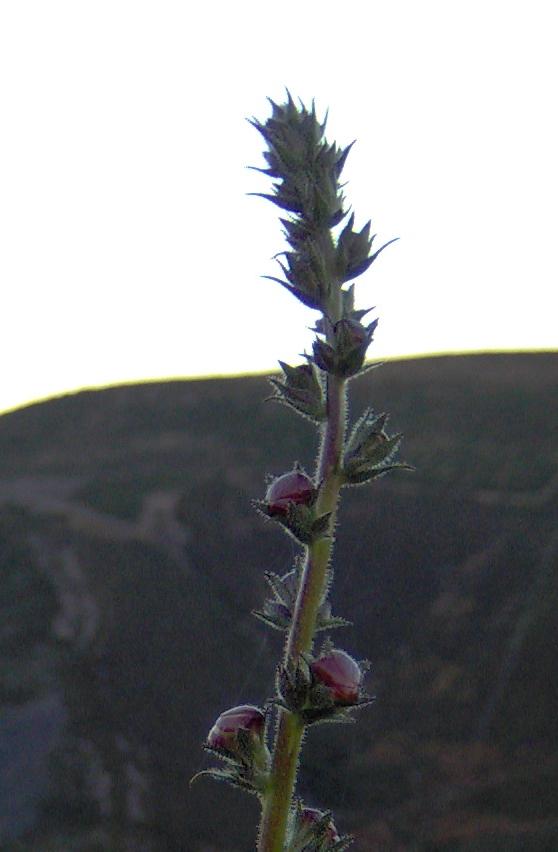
[258,295,347,851]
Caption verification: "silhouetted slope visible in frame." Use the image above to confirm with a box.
[0,353,556,850]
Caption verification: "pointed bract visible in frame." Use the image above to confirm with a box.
[268,361,326,422]
[343,408,412,484]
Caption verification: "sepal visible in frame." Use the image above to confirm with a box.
[277,656,312,715]
[314,598,352,632]
[190,766,263,797]
[343,409,412,484]
[336,213,370,283]
[263,237,332,310]
[286,800,353,850]
[253,564,350,632]
[336,211,398,284]
[253,499,330,545]
[268,361,326,422]
[312,317,378,378]
[312,284,374,336]
[339,282,374,324]
[252,599,292,631]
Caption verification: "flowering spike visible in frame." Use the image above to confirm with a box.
[249,96,354,311]
[195,95,409,850]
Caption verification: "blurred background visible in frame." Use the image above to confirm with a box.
[1,1,557,849]
[1,355,557,850]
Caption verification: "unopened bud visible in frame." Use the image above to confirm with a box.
[254,466,328,544]
[268,361,326,422]
[312,317,377,378]
[207,704,266,760]
[343,408,409,485]
[300,807,341,843]
[265,469,315,517]
[310,649,362,705]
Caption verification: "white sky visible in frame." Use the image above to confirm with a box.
[1,0,556,414]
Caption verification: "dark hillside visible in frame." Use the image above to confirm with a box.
[0,353,557,850]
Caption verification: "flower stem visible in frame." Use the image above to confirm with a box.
[257,360,347,850]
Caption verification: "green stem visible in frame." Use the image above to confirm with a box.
[257,370,347,851]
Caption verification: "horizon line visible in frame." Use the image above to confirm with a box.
[1,347,556,418]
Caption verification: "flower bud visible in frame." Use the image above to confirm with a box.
[207,704,266,759]
[268,361,326,422]
[196,704,270,796]
[310,650,362,705]
[343,408,410,485]
[312,316,378,378]
[265,469,315,517]
[333,317,377,377]
[254,467,328,545]
[300,807,341,843]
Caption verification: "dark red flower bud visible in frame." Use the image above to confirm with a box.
[310,649,362,705]
[265,469,315,517]
[207,704,265,757]
[300,807,341,842]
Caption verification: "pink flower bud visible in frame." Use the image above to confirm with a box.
[300,807,341,842]
[265,469,315,517]
[207,704,265,757]
[310,649,362,705]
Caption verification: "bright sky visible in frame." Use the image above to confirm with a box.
[1,1,556,415]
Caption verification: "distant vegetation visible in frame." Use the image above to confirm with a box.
[0,353,557,850]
